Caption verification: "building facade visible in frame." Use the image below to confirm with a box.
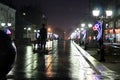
[90,0,120,43]
[104,0,120,43]
[0,3,16,39]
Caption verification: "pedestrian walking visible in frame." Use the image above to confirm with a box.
[40,24,47,51]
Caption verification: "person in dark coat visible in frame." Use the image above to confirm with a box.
[0,30,16,79]
[40,24,47,51]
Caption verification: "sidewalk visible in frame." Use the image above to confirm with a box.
[7,40,120,80]
[8,40,105,80]
[72,42,120,79]
[82,45,120,75]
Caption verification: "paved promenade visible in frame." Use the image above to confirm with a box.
[6,40,120,80]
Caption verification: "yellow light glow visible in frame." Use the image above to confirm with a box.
[48,27,52,32]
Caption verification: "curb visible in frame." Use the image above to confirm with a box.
[72,41,120,79]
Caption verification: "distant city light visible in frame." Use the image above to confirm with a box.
[1,23,6,26]
[38,30,40,32]
[48,27,51,32]
[81,23,85,27]
[7,23,12,26]
[81,28,84,31]
[76,28,79,31]
[34,30,37,32]
[88,24,92,28]
[24,27,26,30]
[22,12,26,16]
[27,27,31,31]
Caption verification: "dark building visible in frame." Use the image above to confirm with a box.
[15,5,43,42]
[0,0,45,42]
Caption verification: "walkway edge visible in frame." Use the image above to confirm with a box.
[72,41,119,78]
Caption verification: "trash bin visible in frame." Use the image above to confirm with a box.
[0,30,16,79]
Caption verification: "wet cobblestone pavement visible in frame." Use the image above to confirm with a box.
[7,40,120,80]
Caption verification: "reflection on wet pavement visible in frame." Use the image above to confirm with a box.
[70,41,98,80]
[7,40,120,80]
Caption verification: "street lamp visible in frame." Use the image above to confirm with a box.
[75,28,80,43]
[48,27,52,32]
[80,23,92,50]
[7,23,12,27]
[106,10,113,17]
[1,23,6,27]
[92,9,113,62]
[88,24,92,28]
[92,9,100,17]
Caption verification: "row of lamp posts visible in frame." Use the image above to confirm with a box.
[92,8,113,62]
[81,23,93,50]
[71,8,113,62]
[71,23,93,50]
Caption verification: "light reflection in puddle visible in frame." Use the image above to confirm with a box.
[24,46,38,78]
[45,55,54,77]
[70,41,100,80]
[45,40,58,78]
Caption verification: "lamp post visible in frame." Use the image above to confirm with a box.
[81,23,92,50]
[75,28,80,43]
[92,9,113,62]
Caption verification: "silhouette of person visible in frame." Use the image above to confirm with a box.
[40,24,47,51]
[0,30,16,79]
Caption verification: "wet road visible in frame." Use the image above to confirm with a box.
[7,40,119,80]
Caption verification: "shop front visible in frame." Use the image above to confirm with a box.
[105,28,120,43]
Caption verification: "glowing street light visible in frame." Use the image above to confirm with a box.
[92,9,100,17]
[88,23,92,28]
[27,27,31,31]
[106,10,113,17]
[1,23,6,27]
[7,23,12,27]
[80,23,93,50]
[22,12,26,16]
[81,23,85,27]
[92,9,113,62]
[48,27,52,32]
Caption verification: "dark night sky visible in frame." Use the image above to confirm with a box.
[9,0,91,35]
[39,0,90,34]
